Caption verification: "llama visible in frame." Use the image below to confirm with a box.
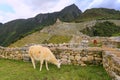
[28,45,61,71]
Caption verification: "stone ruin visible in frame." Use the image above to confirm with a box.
[0,38,120,80]
[0,44,102,66]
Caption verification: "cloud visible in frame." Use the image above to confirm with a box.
[75,0,94,11]
[75,0,120,12]
[0,0,120,23]
[0,0,35,23]
[23,0,75,13]
[0,0,75,23]
[79,0,120,11]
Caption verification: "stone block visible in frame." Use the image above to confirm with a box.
[69,56,74,60]
[81,63,87,66]
[22,54,30,62]
[75,55,81,61]
[95,57,102,61]
[61,59,68,64]
[87,56,94,61]
[62,55,68,59]
[81,57,87,62]
[88,52,93,55]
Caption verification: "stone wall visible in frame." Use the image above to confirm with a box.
[103,51,120,80]
[51,47,102,66]
[0,46,27,60]
[0,44,120,80]
[0,45,102,66]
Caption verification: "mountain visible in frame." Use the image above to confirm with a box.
[75,8,120,22]
[0,23,2,26]
[59,4,82,22]
[0,4,82,46]
[0,23,2,28]
[1,4,120,47]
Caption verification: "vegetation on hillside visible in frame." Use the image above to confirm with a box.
[112,33,120,36]
[43,35,72,44]
[9,21,86,47]
[1,4,120,47]
[0,4,81,47]
[81,21,120,37]
[9,32,51,47]
[0,14,57,47]
[0,59,111,80]
[75,8,120,22]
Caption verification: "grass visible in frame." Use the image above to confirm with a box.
[0,59,111,80]
[9,32,51,47]
[47,35,72,44]
[88,42,102,47]
[112,33,120,36]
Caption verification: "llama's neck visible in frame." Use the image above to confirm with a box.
[49,58,58,65]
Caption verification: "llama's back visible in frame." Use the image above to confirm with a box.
[29,45,55,60]
[29,45,43,60]
[40,46,56,61]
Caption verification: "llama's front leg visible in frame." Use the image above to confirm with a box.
[31,57,36,69]
[45,61,49,71]
[40,60,44,71]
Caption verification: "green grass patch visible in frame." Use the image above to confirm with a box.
[117,45,120,48]
[9,32,51,47]
[0,59,111,80]
[112,33,120,36]
[88,42,102,47]
[47,35,72,44]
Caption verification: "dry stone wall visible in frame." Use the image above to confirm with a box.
[103,51,120,80]
[52,47,102,66]
[0,44,120,80]
[0,46,27,60]
[0,45,102,66]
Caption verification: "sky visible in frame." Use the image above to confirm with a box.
[0,0,120,23]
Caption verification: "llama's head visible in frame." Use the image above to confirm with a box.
[57,59,61,68]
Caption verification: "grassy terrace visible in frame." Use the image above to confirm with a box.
[0,59,111,80]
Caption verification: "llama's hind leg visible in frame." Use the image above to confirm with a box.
[31,57,36,69]
[45,61,49,71]
[40,60,44,71]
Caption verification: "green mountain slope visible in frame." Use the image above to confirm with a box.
[81,21,120,37]
[1,4,120,47]
[0,4,81,47]
[9,20,120,47]
[0,14,57,46]
[9,20,87,47]
[75,8,120,22]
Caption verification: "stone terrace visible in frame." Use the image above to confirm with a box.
[0,43,120,80]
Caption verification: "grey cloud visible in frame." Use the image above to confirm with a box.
[89,0,120,10]
[22,0,75,13]
[24,0,58,10]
